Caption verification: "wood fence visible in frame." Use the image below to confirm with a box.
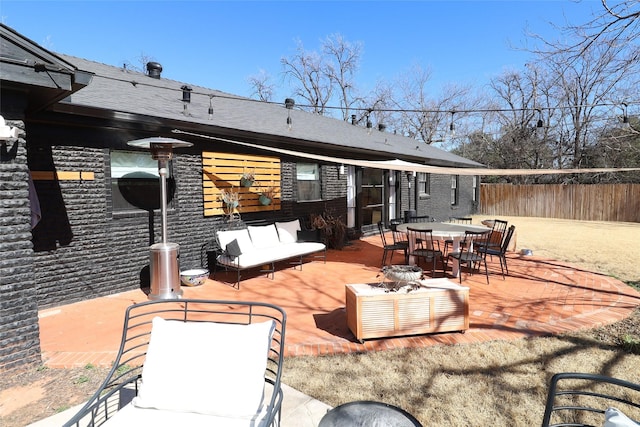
[480,183,640,223]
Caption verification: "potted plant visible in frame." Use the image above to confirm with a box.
[218,187,240,209]
[258,183,278,206]
[240,168,255,187]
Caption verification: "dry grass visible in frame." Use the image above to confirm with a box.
[282,216,640,426]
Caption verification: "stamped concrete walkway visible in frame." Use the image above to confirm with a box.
[38,234,640,369]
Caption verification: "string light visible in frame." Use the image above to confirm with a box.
[87,70,639,133]
[449,111,456,136]
[537,109,544,128]
[284,98,295,130]
[208,95,214,120]
[621,102,629,124]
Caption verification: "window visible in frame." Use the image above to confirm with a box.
[110,150,174,211]
[297,163,321,201]
[450,175,459,206]
[417,172,430,197]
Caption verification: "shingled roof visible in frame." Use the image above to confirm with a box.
[54,54,483,169]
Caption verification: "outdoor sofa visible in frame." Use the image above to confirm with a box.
[213,218,326,287]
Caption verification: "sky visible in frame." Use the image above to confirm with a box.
[1,0,604,103]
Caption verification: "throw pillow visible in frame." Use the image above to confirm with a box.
[225,239,242,258]
[133,317,276,418]
[297,229,320,242]
[275,219,301,244]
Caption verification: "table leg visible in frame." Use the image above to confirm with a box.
[450,237,461,277]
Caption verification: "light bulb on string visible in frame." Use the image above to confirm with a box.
[284,98,295,130]
[208,95,214,120]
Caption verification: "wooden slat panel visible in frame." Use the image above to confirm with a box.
[202,151,281,216]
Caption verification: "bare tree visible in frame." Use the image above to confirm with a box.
[322,34,363,121]
[247,69,275,102]
[281,39,333,115]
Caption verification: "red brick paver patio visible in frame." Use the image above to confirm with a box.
[38,234,640,368]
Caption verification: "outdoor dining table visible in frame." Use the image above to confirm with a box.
[396,221,491,277]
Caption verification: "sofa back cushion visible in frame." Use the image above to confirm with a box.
[248,224,281,249]
[217,229,254,254]
[275,219,302,244]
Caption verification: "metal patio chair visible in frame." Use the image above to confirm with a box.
[447,230,490,284]
[406,227,444,278]
[444,217,473,255]
[541,372,640,427]
[477,225,516,279]
[63,299,286,427]
[378,221,408,267]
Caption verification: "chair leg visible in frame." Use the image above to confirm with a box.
[483,258,489,284]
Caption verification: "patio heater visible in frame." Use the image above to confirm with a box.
[127,137,193,300]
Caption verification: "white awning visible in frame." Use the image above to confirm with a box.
[174,129,640,176]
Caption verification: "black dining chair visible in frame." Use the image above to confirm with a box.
[477,225,516,279]
[483,219,508,251]
[406,227,444,278]
[447,230,490,284]
[444,217,473,255]
[378,221,408,267]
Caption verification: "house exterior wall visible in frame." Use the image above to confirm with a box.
[0,120,42,372]
[26,131,350,310]
[404,174,477,221]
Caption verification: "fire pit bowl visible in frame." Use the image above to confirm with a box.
[180,268,209,287]
[382,265,423,283]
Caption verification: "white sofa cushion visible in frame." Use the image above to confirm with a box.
[217,229,254,254]
[275,220,301,244]
[133,317,275,418]
[248,224,281,249]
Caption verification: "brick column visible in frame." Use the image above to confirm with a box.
[0,120,42,372]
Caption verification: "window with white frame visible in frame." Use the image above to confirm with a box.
[297,162,321,201]
[450,175,459,206]
[417,172,430,197]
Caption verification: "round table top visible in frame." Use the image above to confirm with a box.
[319,400,423,427]
[396,221,489,237]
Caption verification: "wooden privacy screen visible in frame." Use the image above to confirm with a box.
[202,151,281,216]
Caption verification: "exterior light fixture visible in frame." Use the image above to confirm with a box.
[285,98,295,130]
[0,115,19,140]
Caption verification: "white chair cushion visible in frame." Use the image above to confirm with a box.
[248,225,281,249]
[104,401,271,427]
[275,220,301,244]
[604,407,640,427]
[133,317,275,418]
[217,229,254,254]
